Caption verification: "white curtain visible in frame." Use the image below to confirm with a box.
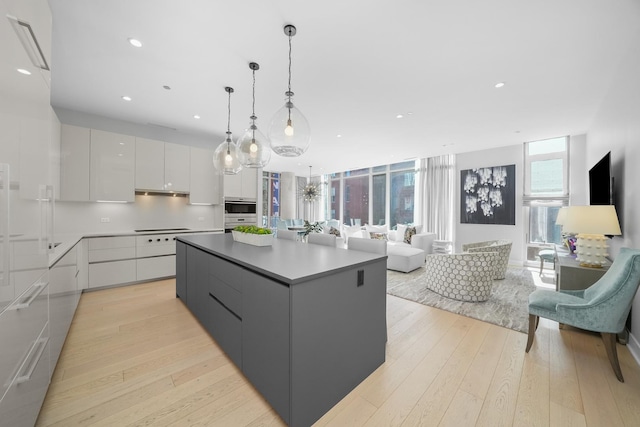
[417,154,456,241]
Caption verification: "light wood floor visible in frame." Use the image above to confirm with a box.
[36,278,640,426]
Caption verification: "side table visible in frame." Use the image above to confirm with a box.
[555,254,609,292]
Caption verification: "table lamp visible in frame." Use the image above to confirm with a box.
[562,205,621,267]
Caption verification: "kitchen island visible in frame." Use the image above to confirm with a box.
[176,233,387,427]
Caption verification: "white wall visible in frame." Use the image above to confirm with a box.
[53,195,223,235]
[585,23,640,357]
[455,144,525,264]
[455,135,589,266]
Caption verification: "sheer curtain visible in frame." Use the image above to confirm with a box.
[416,154,455,241]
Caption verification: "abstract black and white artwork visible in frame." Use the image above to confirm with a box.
[460,164,516,225]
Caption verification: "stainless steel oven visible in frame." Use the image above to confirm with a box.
[225,200,257,231]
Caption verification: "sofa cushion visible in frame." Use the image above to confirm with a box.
[369,232,388,240]
[404,226,417,244]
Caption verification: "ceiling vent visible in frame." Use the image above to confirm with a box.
[7,15,49,70]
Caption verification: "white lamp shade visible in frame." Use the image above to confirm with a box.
[562,205,621,235]
[237,122,271,168]
[213,138,243,175]
[268,101,310,157]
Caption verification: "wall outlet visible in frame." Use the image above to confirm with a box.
[100,217,110,223]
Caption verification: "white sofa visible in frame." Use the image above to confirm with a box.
[338,224,436,272]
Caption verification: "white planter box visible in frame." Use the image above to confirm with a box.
[231,231,274,247]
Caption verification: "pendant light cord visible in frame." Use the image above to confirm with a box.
[252,68,256,141]
[287,32,292,121]
[226,88,232,153]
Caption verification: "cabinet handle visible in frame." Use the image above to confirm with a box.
[165,238,169,241]
[172,237,176,241]
[14,336,49,385]
[157,238,161,242]
[12,281,47,310]
[148,239,153,242]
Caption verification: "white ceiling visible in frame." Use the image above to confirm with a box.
[48,0,640,177]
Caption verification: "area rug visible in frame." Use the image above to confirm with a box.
[387,267,537,333]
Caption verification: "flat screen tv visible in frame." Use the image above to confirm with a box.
[589,151,613,205]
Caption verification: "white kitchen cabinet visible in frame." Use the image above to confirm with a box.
[60,124,90,201]
[87,236,136,288]
[1,0,55,421]
[164,142,189,192]
[49,243,79,372]
[189,147,222,204]
[90,129,135,202]
[135,138,189,193]
[224,167,259,200]
[135,137,164,191]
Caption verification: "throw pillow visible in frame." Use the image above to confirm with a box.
[366,224,388,234]
[329,226,341,237]
[369,232,388,241]
[396,224,408,242]
[404,226,417,244]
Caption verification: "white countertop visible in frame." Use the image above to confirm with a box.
[49,228,224,267]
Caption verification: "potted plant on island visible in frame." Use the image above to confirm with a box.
[232,225,274,247]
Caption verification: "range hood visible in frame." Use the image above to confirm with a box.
[135,190,188,197]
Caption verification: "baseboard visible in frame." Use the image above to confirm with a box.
[627,330,640,367]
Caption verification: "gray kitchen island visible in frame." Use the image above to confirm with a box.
[176,233,387,427]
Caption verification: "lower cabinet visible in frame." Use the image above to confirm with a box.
[181,245,291,424]
[0,323,50,427]
[241,270,290,423]
[49,244,80,372]
[136,255,175,281]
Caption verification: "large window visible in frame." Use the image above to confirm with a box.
[325,161,416,227]
[524,136,569,263]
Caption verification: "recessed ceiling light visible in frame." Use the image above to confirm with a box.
[407,112,413,115]
[193,115,201,119]
[128,38,142,48]
[495,82,505,88]
[122,96,132,101]
[336,134,342,138]
[396,114,404,119]
[17,68,31,75]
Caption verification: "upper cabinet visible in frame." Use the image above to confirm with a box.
[189,147,221,205]
[60,124,90,201]
[89,129,135,202]
[224,167,259,201]
[135,138,189,193]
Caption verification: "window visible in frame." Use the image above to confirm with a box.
[390,169,415,227]
[330,179,340,220]
[321,160,416,227]
[372,174,386,226]
[524,136,569,264]
[343,175,369,226]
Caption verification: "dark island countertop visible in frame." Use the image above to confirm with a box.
[177,233,387,285]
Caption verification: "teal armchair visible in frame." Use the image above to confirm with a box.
[526,247,640,382]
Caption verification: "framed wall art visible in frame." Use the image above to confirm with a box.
[460,164,516,225]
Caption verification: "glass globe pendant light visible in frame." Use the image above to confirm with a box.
[268,24,310,157]
[237,62,271,168]
[213,86,243,175]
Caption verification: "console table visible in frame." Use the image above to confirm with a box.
[555,252,609,291]
[176,233,387,427]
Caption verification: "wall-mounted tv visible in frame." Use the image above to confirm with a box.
[589,151,613,205]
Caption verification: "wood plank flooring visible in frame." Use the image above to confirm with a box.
[36,278,640,426]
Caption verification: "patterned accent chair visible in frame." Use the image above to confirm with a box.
[424,252,500,302]
[462,240,512,279]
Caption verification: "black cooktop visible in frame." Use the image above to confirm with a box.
[134,228,190,232]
